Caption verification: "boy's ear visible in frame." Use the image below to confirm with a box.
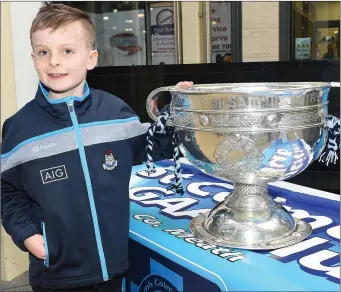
[87,50,98,70]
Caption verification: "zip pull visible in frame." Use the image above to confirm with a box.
[68,99,74,113]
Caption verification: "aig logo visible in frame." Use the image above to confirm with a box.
[40,165,68,184]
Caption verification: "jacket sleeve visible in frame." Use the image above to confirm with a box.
[1,119,38,252]
[118,102,174,163]
[1,180,38,251]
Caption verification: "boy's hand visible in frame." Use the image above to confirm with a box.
[175,81,193,88]
[169,81,193,109]
[150,81,194,113]
[24,234,46,260]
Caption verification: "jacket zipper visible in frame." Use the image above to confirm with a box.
[67,99,109,281]
[41,221,49,267]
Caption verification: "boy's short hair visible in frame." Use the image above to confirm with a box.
[30,3,96,49]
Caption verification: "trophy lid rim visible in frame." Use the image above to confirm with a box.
[172,82,331,94]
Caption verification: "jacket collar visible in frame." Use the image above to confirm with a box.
[35,81,92,120]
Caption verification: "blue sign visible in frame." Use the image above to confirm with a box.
[127,159,339,291]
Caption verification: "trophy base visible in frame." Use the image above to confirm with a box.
[189,183,312,250]
[190,215,311,250]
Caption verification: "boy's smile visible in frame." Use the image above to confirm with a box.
[48,73,68,80]
[31,21,98,99]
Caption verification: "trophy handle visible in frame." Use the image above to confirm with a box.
[146,86,175,124]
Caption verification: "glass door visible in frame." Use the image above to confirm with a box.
[291,1,340,61]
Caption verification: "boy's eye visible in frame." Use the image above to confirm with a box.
[64,49,73,55]
[38,50,48,56]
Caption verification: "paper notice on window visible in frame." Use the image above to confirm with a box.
[295,38,311,60]
[211,2,232,63]
[150,7,176,65]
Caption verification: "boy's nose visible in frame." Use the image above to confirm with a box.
[49,55,60,67]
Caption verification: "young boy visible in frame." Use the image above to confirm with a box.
[1,3,192,291]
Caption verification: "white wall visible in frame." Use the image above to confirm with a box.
[1,2,34,280]
[10,2,41,110]
[242,2,280,62]
[181,2,203,64]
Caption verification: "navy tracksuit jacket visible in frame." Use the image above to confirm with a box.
[1,82,173,289]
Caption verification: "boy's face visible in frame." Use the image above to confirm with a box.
[31,21,98,99]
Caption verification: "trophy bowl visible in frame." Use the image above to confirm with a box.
[146,82,334,250]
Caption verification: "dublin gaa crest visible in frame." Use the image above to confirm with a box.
[102,149,118,171]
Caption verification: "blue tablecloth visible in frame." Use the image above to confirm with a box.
[126,159,339,291]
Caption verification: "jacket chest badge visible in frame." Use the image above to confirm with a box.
[102,149,118,171]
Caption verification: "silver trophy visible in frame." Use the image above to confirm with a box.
[146,82,339,250]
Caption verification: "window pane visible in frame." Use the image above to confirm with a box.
[64,2,147,66]
[211,2,232,63]
[292,1,340,60]
[150,3,177,65]
[94,4,147,66]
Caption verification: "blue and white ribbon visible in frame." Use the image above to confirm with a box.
[319,115,340,166]
[145,112,184,194]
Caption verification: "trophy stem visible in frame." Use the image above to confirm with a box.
[190,182,313,250]
[223,183,273,214]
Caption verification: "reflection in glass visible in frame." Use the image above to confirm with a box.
[292,1,340,60]
[63,1,179,66]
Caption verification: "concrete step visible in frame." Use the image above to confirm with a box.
[0,271,31,291]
